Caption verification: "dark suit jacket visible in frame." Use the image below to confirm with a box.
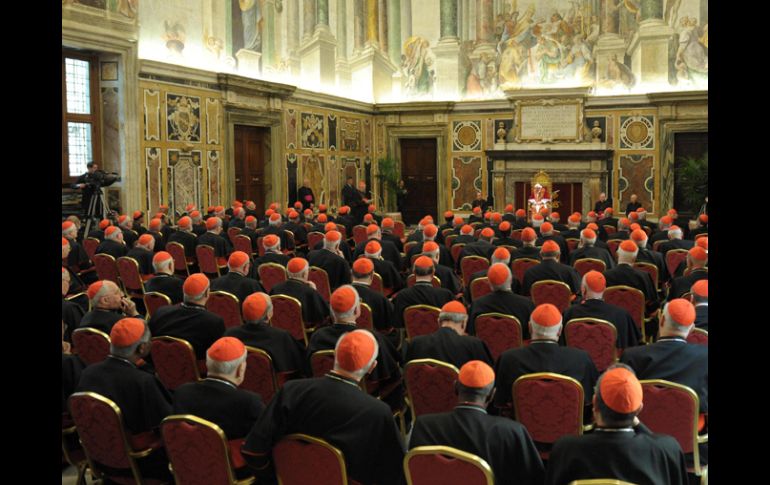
[95,239,128,260]
[225,320,307,374]
[307,249,352,290]
[211,271,264,304]
[405,327,493,368]
[144,273,185,304]
[149,303,226,359]
[522,259,581,296]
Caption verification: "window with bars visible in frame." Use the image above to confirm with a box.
[62,52,101,183]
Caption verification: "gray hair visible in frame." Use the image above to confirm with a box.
[206,350,247,376]
[333,329,379,380]
[530,320,561,339]
[439,311,468,325]
[152,257,174,273]
[110,324,151,359]
[331,285,360,321]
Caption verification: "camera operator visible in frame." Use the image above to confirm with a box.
[73,162,102,217]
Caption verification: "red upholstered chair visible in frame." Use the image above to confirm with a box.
[573,258,606,277]
[510,229,523,241]
[150,336,201,390]
[683,267,707,277]
[371,272,385,294]
[565,238,579,252]
[403,304,441,340]
[511,258,540,285]
[564,318,618,372]
[161,415,256,485]
[233,234,253,256]
[143,291,172,319]
[83,237,100,262]
[652,240,666,253]
[460,256,490,288]
[604,285,646,342]
[530,280,572,313]
[239,347,279,404]
[686,328,708,346]
[404,446,494,485]
[206,291,242,329]
[117,257,147,299]
[256,237,266,257]
[513,373,586,459]
[606,239,622,260]
[352,225,368,245]
[336,225,348,241]
[257,263,287,293]
[309,266,332,303]
[406,274,442,288]
[92,253,120,284]
[469,277,492,301]
[404,241,419,258]
[310,350,336,378]
[307,231,325,251]
[405,359,460,418]
[270,294,309,345]
[69,392,167,485]
[450,243,466,264]
[65,291,91,313]
[603,225,617,236]
[445,234,457,249]
[393,220,406,241]
[284,230,298,255]
[227,226,242,245]
[273,434,349,485]
[356,302,374,331]
[474,313,523,362]
[694,232,708,241]
[166,241,193,277]
[196,244,224,277]
[633,262,660,292]
[666,249,690,278]
[71,328,110,366]
[61,413,89,485]
[639,380,707,478]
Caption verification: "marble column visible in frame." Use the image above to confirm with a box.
[434,0,463,97]
[440,0,458,40]
[379,0,388,56]
[640,0,662,21]
[473,0,495,58]
[337,0,352,89]
[287,0,301,75]
[350,0,396,101]
[600,0,619,35]
[263,0,276,68]
[301,0,336,87]
[317,0,330,26]
[400,0,412,44]
[460,0,470,42]
[303,0,317,39]
[353,0,366,52]
[386,0,401,65]
[367,0,380,48]
[628,0,675,85]
[595,0,625,85]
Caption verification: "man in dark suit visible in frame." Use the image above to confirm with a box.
[189,210,207,237]
[149,273,226,360]
[341,177,357,207]
[604,240,659,315]
[511,227,542,262]
[392,256,455,329]
[548,212,569,232]
[625,194,642,215]
[668,246,708,300]
[167,216,198,258]
[465,247,522,303]
[471,191,489,213]
[78,280,142,334]
[117,214,138,249]
[362,240,404,294]
[468,263,534,338]
[630,228,666,287]
[659,225,694,258]
[522,240,581,296]
[690,280,708,331]
[284,210,308,245]
[86,218,111,242]
[144,251,184,304]
[238,215,261,253]
[545,365,688,485]
[253,234,290,269]
[307,230,352,290]
[95,226,129,260]
[613,217,632,240]
[649,215,674,247]
[422,241,462,296]
[197,216,233,262]
[380,217,404,253]
[406,224,454,269]
[468,206,484,224]
[593,192,612,213]
[502,204,516,223]
[512,209,530,229]
[410,361,544,485]
[211,251,264,304]
[451,224,476,247]
[457,228,496,271]
[568,228,614,270]
[126,234,156,277]
[493,221,522,248]
[536,222,569,263]
[261,212,293,251]
[351,258,398,340]
[405,301,493,368]
[145,217,165,252]
[269,257,331,328]
[350,180,370,225]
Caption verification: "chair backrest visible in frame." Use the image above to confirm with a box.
[256,236,266,257]
[257,262,288,293]
[513,373,584,449]
[356,302,374,331]
[405,446,494,485]
[652,240,665,253]
[603,285,646,341]
[633,262,659,291]
[606,239,623,260]
[270,294,308,345]
[406,274,441,288]
[638,380,703,475]
[83,237,100,261]
[352,225,368,245]
[573,258,607,277]
[69,392,148,483]
[308,266,332,303]
[473,228,483,239]
[150,336,201,390]
[273,434,348,485]
[335,225,348,241]
[206,291,242,329]
[403,304,441,340]
[665,249,690,278]
[445,234,457,249]
[450,243,466,264]
[196,245,221,276]
[474,313,522,362]
[405,359,460,417]
[603,225,617,236]
[530,279,572,313]
[166,241,191,275]
[240,346,279,403]
[683,267,707,277]
[564,318,618,372]
[469,277,492,301]
[284,230,297,252]
[233,234,253,256]
[460,256,490,288]
[227,226,242,244]
[72,327,111,365]
[694,232,708,241]
[310,350,336,378]
[393,220,406,240]
[404,241,419,257]
[565,238,579,252]
[92,253,120,284]
[568,480,639,485]
[116,256,145,294]
[511,258,540,285]
[371,272,384,294]
[143,291,172,319]
[162,415,248,485]
[686,327,708,346]
[510,229,523,241]
[307,231,325,250]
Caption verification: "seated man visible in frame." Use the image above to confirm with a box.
[510,227,542,261]
[62,268,85,342]
[242,330,405,485]
[536,222,569,263]
[144,251,184,304]
[405,301,493,368]
[668,246,708,300]
[493,221,522,248]
[240,215,261,254]
[211,251,264,304]
[456,228,496,271]
[96,226,128,260]
[269,257,330,329]
[568,228,614,270]
[307,230,351,290]
[167,216,197,258]
[253,234,290,269]
[362,240,404,294]
[546,365,688,485]
[117,214,138,249]
[392,256,455,329]
[410,361,544,485]
[353,223,402,270]
[604,240,659,320]
[522,240,581,296]
[691,280,708,331]
[465,247,522,303]
[197,216,233,263]
[406,224,453,269]
[79,280,142,334]
[126,233,155,277]
[350,257,397,338]
[469,263,534,337]
[423,241,462,296]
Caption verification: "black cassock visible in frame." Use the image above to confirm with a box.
[522,259,581,296]
[297,186,315,211]
[62,299,85,342]
[354,238,402,270]
[312,239,353,263]
[352,283,396,333]
[468,289,534,338]
[568,245,615,270]
[149,303,225,360]
[225,320,307,375]
[126,247,154,276]
[404,327,493,368]
[95,239,128,260]
[196,231,233,258]
[562,298,642,349]
[144,273,185,304]
[307,249,352,290]
[668,269,708,300]
[391,282,455,328]
[269,279,330,327]
[211,271,264,304]
[603,263,659,312]
[78,308,131,334]
[367,256,404,292]
[167,230,198,257]
[62,353,85,412]
[410,405,544,485]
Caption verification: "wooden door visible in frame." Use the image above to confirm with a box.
[234,125,268,213]
[400,139,437,225]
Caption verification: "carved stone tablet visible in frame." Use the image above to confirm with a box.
[515,98,584,143]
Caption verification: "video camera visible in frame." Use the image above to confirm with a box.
[85,170,121,189]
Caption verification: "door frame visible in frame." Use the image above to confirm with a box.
[387,125,449,217]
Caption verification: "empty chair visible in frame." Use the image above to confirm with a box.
[72,327,111,366]
[564,318,618,373]
[150,336,202,390]
[405,359,460,418]
[404,304,441,340]
[206,291,243,329]
[474,313,523,362]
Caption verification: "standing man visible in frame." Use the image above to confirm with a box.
[73,162,101,218]
[351,180,371,225]
[625,194,642,215]
[297,178,315,211]
[341,176,357,207]
[594,192,612,213]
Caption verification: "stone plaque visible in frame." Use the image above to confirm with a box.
[515,99,584,143]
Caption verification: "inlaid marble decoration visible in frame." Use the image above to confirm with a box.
[620,115,655,150]
[143,89,161,141]
[328,156,338,207]
[453,120,482,152]
[167,149,202,212]
[208,150,220,206]
[618,154,655,213]
[301,152,326,206]
[376,120,386,156]
[145,147,162,213]
[300,112,325,148]
[452,156,482,210]
[328,114,338,151]
[206,98,221,144]
[485,119,495,148]
[101,87,121,173]
[166,93,201,142]
[286,109,298,149]
[362,119,372,154]
[340,117,361,151]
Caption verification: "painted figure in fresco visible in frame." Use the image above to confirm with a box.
[601,54,636,89]
[562,34,593,82]
[240,0,263,52]
[533,35,563,83]
[402,37,435,97]
[498,38,527,87]
[675,17,708,84]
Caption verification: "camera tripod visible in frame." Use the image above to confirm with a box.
[82,187,112,237]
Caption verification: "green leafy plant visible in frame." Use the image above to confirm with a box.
[675,153,708,214]
[375,157,400,212]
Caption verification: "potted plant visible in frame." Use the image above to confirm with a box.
[674,152,708,218]
[375,156,401,213]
